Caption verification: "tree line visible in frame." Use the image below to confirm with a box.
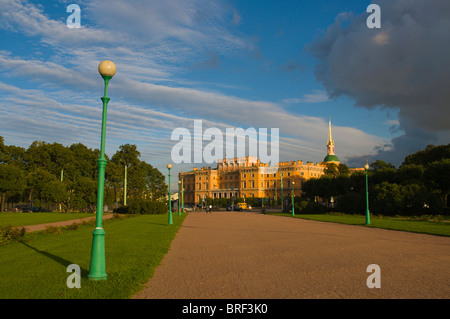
[301,144,450,216]
[0,137,167,212]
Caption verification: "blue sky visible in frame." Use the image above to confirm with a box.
[1,0,449,184]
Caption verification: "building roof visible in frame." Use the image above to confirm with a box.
[324,154,340,163]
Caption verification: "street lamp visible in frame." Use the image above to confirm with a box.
[364,162,371,225]
[292,181,295,216]
[88,60,116,280]
[167,164,173,225]
[280,172,283,212]
[124,163,128,206]
[181,178,184,213]
[178,181,181,216]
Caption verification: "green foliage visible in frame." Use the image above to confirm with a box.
[114,200,166,215]
[42,225,63,235]
[302,144,450,216]
[0,137,167,212]
[0,225,26,245]
[0,164,26,211]
[402,144,450,167]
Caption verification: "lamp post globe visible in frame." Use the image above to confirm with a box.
[88,60,116,280]
[98,60,116,78]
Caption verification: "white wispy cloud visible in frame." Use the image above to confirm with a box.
[282,90,329,104]
[0,0,389,175]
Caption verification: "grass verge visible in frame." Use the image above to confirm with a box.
[269,212,450,237]
[0,212,186,299]
[0,212,98,227]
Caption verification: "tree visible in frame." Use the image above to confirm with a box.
[142,162,167,200]
[396,164,424,186]
[26,168,58,207]
[0,164,25,211]
[425,159,450,209]
[40,180,68,208]
[111,144,141,204]
[402,144,450,167]
[372,182,405,216]
[370,159,395,171]
[24,141,52,172]
[324,163,339,178]
[64,176,97,212]
[69,143,99,179]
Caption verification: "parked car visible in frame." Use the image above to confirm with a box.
[32,207,50,212]
[237,202,248,210]
[183,206,193,212]
[227,205,243,211]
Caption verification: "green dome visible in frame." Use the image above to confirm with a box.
[324,154,340,163]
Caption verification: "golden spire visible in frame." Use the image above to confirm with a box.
[327,116,334,146]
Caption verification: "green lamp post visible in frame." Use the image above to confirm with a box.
[178,181,181,216]
[181,177,184,213]
[291,181,295,216]
[123,164,128,205]
[364,162,371,225]
[280,172,283,212]
[167,164,173,225]
[88,60,116,280]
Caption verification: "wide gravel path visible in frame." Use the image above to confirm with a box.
[133,211,450,299]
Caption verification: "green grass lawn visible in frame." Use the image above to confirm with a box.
[269,213,450,237]
[0,213,186,299]
[0,212,98,227]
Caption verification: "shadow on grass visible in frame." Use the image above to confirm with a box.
[20,242,89,277]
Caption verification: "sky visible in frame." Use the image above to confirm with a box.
[0,0,449,187]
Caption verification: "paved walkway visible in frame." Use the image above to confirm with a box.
[133,211,450,299]
[20,214,114,232]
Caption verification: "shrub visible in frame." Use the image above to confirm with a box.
[42,225,63,235]
[64,223,80,231]
[336,192,364,215]
[0,225,26,245]
[114,200,167,215]
[303,201,329,214]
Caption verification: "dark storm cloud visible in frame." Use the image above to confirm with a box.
[308,0,450,166]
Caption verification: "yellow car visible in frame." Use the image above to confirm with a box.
[237,202,248,210]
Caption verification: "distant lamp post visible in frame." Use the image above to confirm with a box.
[291,181,295,216]
[167,164,173,225]
[123,164,128,206]
[88,60,116,280]
[364,162,371,225]
[181,178,185,213]
[280,172,283,212]
[261,188,265,208]
[178,181,181,216]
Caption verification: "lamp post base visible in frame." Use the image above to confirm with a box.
[365,210,371,225]
[88,227,107,280]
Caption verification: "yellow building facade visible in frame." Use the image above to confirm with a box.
[179,156,326,206]
[178,117,342,206]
